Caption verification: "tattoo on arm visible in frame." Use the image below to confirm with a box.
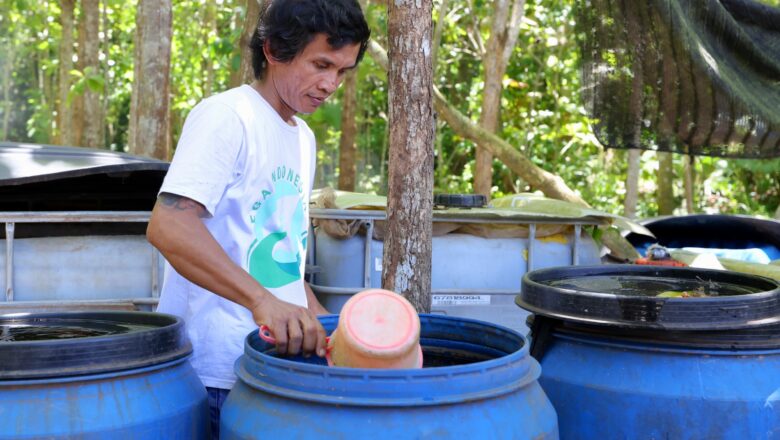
[158,193,208,217]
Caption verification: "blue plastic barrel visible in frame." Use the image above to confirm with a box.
[0,312,209,439]
[520,265,780,439]
[221,314,559,439]
[538,327,780,439]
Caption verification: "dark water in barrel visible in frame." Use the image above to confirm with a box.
[545,275,762,297]
[265,344,502,367]
[420,345,493,367]
[0,321,155,342]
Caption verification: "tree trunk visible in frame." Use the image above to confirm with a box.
[101,0,110,147]
[73,7,86,146]
[474,0,525,197]
[684,154,695,214]
[623,3,644,219]
[431,0,451,74]
[337,70,358,191]
[232,0,263,87]
[1,42,14,140]
[367,41,588,206]
[624,149,640,218]
[383,0,435,313]
[81,0,102,148]
[128,0,173,159]
[657,152,675,215]
[203,0,217,97]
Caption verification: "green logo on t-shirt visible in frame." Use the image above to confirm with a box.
[247,173,306,288]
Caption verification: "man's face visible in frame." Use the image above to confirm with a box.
[268,33,361,119]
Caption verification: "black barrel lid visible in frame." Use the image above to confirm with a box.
[518,265,780,331]
[0,311,191,380]
[433,193,487,208]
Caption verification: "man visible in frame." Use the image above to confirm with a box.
[146,0,370,435]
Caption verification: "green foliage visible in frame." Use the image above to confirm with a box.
[1,0,777,218]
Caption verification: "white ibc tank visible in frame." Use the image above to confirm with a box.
[311,227,602,334]
[0,235,163,310]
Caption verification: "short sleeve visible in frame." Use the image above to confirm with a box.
[159,100,245,215]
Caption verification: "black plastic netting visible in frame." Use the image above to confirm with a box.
[577,0,780,158]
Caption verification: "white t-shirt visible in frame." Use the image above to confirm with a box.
[156,84,316,389]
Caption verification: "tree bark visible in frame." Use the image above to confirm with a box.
[337,70,358,191]
[1,45,13,140]
[128,0,172,159]
[683,154,695,214]
[382,0,435,313]
[101,0,111,146]
[73,7,86,146]
[232,0,263,87]
[624,149,640,218]
[623,3,644,219]
[203,0,217,97]
[431,0,451,74]
[474,0,525,197]
[81,0,102,148]
[656,151,675,215]
[368,40,587,206]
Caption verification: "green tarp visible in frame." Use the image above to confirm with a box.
[310,188,652,236]
[578,0,780,158]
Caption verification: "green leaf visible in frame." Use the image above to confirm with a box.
[86,74,104,92]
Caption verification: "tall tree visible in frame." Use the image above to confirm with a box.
[0,45,12,140]
[624,149,640,218]
[368,41,588,206]
[473,0,525,197]
[657,152,675,215]
[337,70,358,191]
[56,0,75,146]
[72,7,85,146]
[128,0,172,159]
[232,0,263,87]
[683,155,695,213]
[203,0,217,97]
[382,0,435,313]
[81,0,102,148]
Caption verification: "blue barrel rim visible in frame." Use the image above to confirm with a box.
[0,355,192,386]
[519,264,780,330]
[0,311,192,380]
[234,314,541,407]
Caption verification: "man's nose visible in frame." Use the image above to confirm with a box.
[320,72,339,94]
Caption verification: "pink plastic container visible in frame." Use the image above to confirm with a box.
[327,289,422,369]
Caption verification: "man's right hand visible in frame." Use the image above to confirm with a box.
[250,292,328,358]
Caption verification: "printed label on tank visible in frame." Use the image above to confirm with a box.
[374,257,382,271]
[432,295,491,306]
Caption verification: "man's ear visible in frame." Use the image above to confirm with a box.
[263,40,279,66]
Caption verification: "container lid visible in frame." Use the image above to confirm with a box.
[0,311,191,380]
[433,193,487,208]
[338,289,420,359]
[518,265,780,330]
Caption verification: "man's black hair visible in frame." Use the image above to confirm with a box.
[249,0,371,80]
